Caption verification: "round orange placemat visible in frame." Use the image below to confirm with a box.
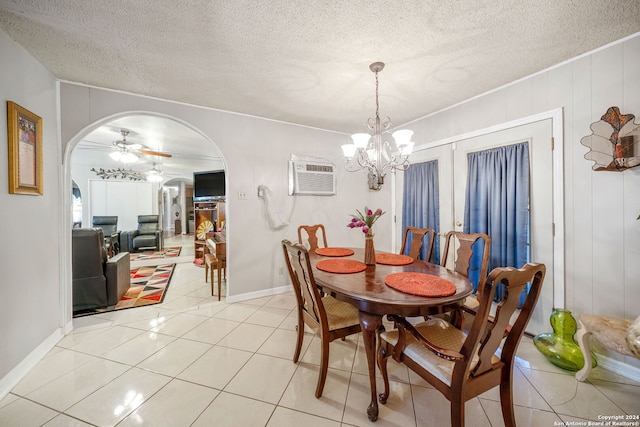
[385,272,457,297]
[376,253,414,266]
[316,259,367,274]
[315,247,355,257]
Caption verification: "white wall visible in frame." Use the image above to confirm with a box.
[395,33,640,369]
[0,31,61,380]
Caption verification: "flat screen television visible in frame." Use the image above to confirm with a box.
[193,170,225,201]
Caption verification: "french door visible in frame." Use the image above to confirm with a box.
[404,118,555,335]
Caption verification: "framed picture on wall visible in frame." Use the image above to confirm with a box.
[7,101,43,195]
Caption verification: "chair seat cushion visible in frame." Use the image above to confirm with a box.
[580,314,634,357]
[380,317,499,386]
[321,296,360,331]
[133,235,158,248]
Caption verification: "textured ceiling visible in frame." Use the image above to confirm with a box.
[1,0,639,135]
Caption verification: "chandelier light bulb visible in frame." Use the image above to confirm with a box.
[392,129,413,147]
[341,144,357,158]
[352,133,371,149]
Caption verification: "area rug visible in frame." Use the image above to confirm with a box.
[114,263,175,309]
[129,246,181,261]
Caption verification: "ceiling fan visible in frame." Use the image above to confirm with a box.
[110,129,172,163]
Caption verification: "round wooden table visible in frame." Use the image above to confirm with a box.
[311,248,473,421]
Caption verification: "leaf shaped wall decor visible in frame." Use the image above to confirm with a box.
[580,106,640,171]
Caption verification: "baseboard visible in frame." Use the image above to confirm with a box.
[0,327,63,401]
[596,353,640,383]
[226,284,293,304]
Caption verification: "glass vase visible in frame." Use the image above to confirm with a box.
[533,308,597,371]
[364,233,376,265]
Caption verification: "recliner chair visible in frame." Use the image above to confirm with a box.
[72,228,130,313]
[92,215,120,255]
[121,215,163,253]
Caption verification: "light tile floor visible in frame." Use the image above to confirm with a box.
[1,236,639,426]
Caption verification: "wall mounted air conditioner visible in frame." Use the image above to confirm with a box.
[288,155,336,196]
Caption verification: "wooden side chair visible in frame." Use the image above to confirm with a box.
[378,263,546,427]
[281,239,361,398]
[204,252,225,300]
[400,226,436,261]
[297,224,328,252]
[203,232,225,300]
[440,231,490,326]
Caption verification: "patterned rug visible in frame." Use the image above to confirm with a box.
[129,246,181,261]
[114,263,175,309]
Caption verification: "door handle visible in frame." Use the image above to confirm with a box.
[455,221,462,227]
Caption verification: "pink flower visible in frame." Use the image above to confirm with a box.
[347,206,385,232]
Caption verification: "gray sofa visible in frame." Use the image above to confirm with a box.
[121,215,163,253]
[72,228,130,313]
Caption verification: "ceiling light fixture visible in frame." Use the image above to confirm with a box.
[110,129,140,163]
[109,149,138,163]
[146,163,163,182]
[341,62,414,190]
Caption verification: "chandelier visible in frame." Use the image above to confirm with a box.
[341,62,414,190]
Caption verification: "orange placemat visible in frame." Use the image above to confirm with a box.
[385,272,457,297]
[316,259,367,274]
[376,253,414,266]
[315,247,355,257]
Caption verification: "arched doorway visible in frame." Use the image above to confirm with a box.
[65,112,226,321]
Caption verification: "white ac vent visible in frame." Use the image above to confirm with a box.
[288,155,336,196]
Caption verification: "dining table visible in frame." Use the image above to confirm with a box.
[310,247,473,422]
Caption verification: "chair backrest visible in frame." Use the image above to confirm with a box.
[440,231,490,288]
[92,216,118,236]
[282,239,327,333]
[72,228,107,277]
[463,263,546,378]
[297,224,328,252]
[137,215,160,234]
[400,226,436,261]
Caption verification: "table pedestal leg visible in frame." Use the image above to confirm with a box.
[359,311,382,422]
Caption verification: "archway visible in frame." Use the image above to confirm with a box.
[62,112,226,325]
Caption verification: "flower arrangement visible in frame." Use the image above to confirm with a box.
[347,207,385,235]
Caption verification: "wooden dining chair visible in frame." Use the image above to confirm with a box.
[281,239,362,398]
[400,226,436,261]
[378,263,546,427]
[440,231,490,326]
[297,224,328,252]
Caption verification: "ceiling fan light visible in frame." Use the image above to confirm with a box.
[109,151,122,161]
[120,152,138,163]
[147,173,163,182]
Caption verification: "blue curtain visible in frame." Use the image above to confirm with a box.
[402,160,440,263]
[464,141,530,301]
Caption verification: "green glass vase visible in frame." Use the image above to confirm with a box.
[533,309,597,371]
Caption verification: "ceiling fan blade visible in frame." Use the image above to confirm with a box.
[139,149,172,158]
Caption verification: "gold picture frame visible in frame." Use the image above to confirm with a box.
[7,101,43,195]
